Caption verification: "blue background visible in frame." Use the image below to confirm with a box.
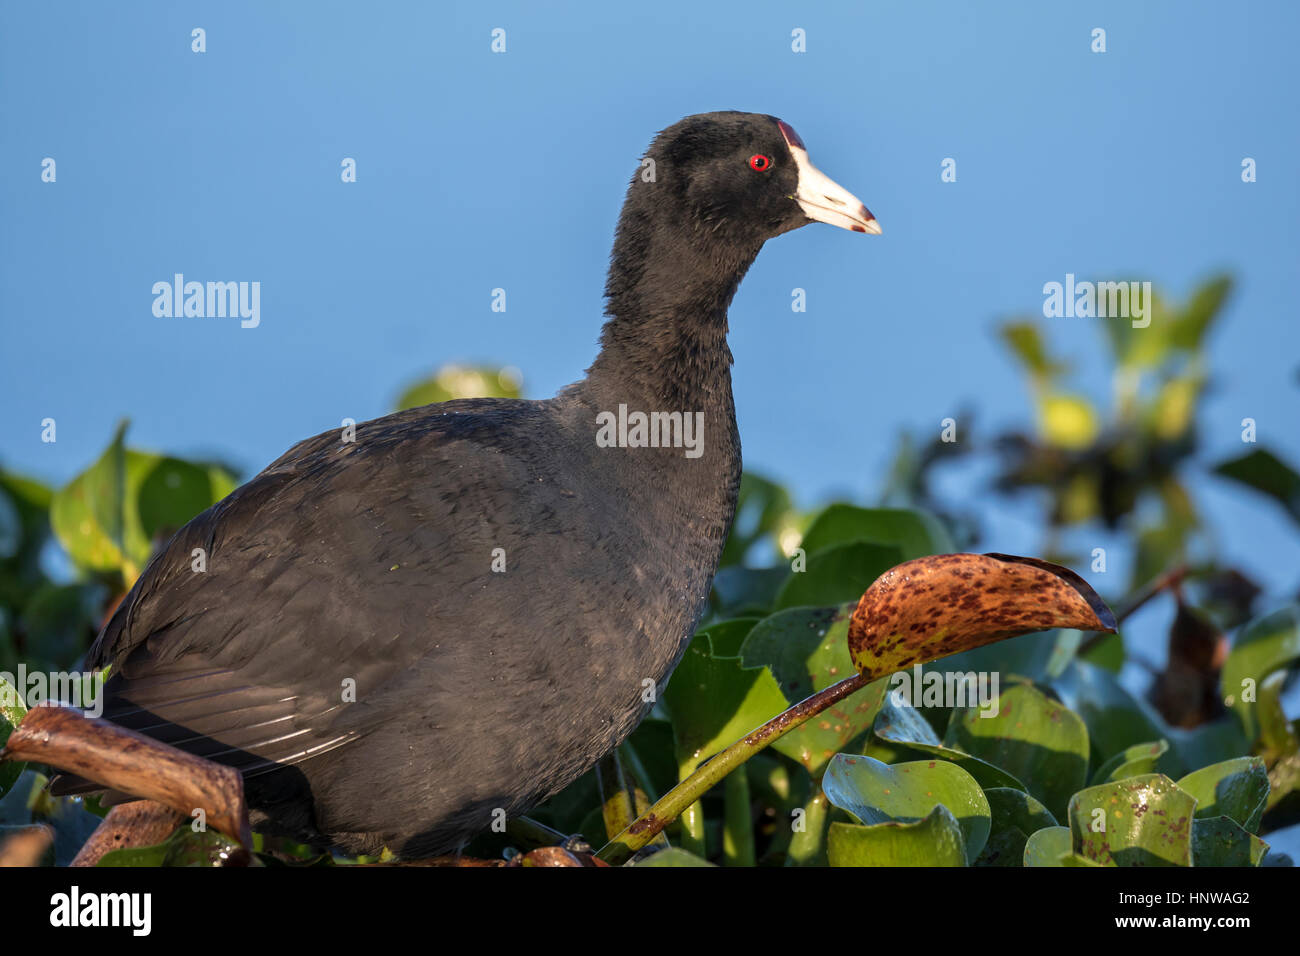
[2,2,1297,624]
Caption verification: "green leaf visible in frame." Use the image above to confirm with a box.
[1222,606,1300,743]
[975,788,1057,866]
[1191,816,1268,867]
[1177,757,1269,832]
[999,321,1063,379]
[19,583,102,671]
[1168,274,1232,350]
[710,565,788,618]
[1053,659,1166,768]
[630,847,716,867]
[1068,774,1195,867]
[944,682,1089,821]
[797,505,954,561]
[772,541,900,611]
[97,825,242,867]
[823,754,990,863]
[50,424,236,581]
[739,604,888,775]
[662,619,787,776]
[1022,826,1071,867]
[50,421,130,575]
[872,696,1026,790]
[719,473,795,567]
[827,805,967,866]
[1090,739,1171,785]
[1214,448,1300,527]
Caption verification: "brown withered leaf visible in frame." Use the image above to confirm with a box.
[847,553,1116,678]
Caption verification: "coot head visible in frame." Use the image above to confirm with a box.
[640,111,881,246]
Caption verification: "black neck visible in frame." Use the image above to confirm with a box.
[582,212,762,411]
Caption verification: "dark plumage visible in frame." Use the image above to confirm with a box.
[61,111,878,856]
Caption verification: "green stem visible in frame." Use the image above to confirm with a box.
[785,781,830,866]
[722,764,754,866]
[597,672,869,865]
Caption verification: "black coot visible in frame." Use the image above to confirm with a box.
[66,112,879,856]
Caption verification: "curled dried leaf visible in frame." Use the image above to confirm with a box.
[848,553,1116,678]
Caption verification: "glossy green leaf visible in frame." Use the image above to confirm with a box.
[975,788,1057,867]
[797,505,954,561]
[773,541,901,611]
[1022,826,1071,867]
[710,565,788,617]
[663,619,786,776]
[630,847,716,867]
[1090,739,1171,785]
[50,421,130,574]
[719,473,795,567]
[1053,659,1165,768]
[739,605,888,775]
[1068,774,1195,867]
[823,754,990,862]
[1222,606,1300,743]
[1191,816,1268,867]
[944,682,1089,820]
[873,696,1025,790]
[827,805,967,867]
[1177,757,1268,832]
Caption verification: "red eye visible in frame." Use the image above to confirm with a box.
[748,154,772,172]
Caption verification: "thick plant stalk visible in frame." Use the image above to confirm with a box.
[722,764,754,866]
[598,672,870,864]
[1,705,251,849]
[785,782,830,866]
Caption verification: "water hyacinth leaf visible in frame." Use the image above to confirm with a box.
[975,788,1057,866]
[1090,740,1171,786]
[847,553,1115,680]
[1177,757,1269,832]
[873,695,1025,791]
[944,682,1089,821]
[710,565,788,617]
[50,422,129,574]
[773,542,901,611]
[827,805,967,867]
[1069,774,1195,867]
[19,583,103,672]
[739,605,888,775]
[1221,606,1300,743]
[985,787,1057,835]
[130,455,236,564]
[630,847,716,867]
[823,754,990,862]
[797,505,954,561]
[1023,826,1071,867]
[50,424,237,582]
[662,619,787,775]
[1053,659,1166,768]
[1191,816,1268,867]
[719,473,795,567]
